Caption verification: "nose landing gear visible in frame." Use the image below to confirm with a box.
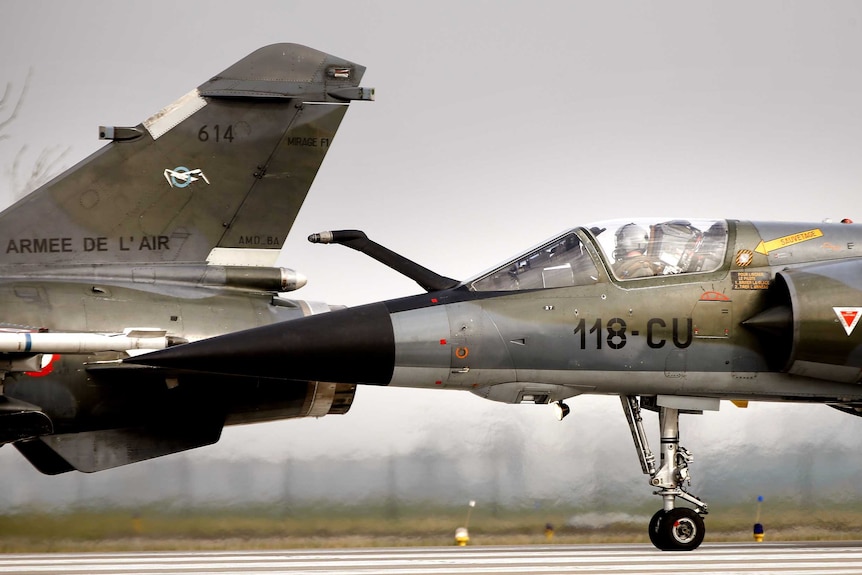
[622,395,709,551]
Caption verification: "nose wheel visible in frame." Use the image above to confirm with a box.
[622,395,708,551]
[649,508,706,551]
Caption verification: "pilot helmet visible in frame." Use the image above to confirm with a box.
[614,223,648,259]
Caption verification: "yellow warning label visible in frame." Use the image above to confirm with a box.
[754,228,823,255]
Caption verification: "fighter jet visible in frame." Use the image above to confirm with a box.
[132,219,862,550]
[0,44,372,473]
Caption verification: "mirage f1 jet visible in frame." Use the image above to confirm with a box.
[132,218,862,550]
[0,44,372,474]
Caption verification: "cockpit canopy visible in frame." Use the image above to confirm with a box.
[468,218,729,292]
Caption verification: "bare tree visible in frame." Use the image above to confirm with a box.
[2,69,70,200]
[0,68,30,141]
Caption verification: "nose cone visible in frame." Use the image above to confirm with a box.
[127,303,395,384]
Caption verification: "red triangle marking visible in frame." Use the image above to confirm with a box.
[841,310,858,327]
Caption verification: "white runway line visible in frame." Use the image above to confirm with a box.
[1,543,862,574]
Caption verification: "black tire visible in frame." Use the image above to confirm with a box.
[648,509,670,550]
[661,507,705,551]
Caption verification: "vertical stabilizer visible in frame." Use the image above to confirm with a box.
[0,43,372,266]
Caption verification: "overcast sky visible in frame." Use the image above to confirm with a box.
[2,1,862,495]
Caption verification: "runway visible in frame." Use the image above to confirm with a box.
[2,542,862,574]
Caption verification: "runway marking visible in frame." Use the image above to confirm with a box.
[2,543,862,574]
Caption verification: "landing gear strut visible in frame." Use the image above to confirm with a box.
[621,395,708,551]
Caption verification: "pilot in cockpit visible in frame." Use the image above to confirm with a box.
[612,223,656,279]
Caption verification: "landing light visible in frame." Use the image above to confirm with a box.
[553,401,570,421]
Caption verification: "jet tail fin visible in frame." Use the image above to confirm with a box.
[0,43,373,266]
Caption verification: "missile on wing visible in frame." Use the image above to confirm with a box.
[0,328,178,355]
